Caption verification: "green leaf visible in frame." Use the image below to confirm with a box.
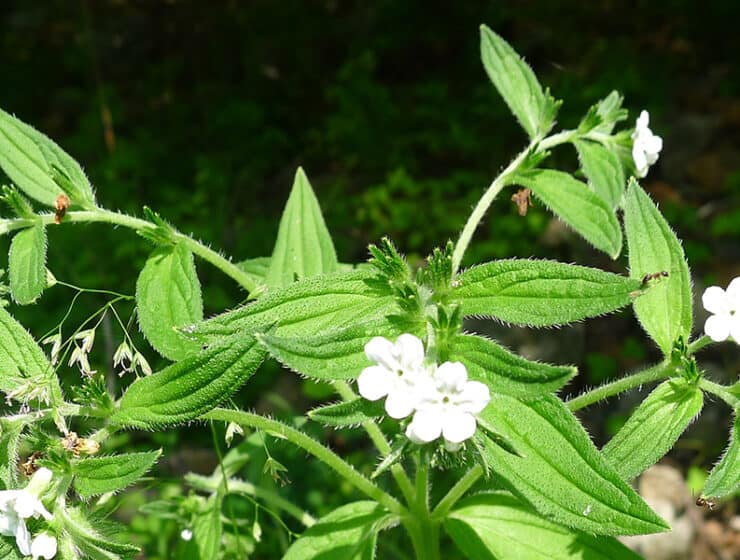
[309,399,385,427]
[478,394,668,536]
[624,179,693,355]
[136,243,204,361]
[703,415,740,499]
[0,537,24,560]
[0,108,95,208]
[445,492,643,560]
[259,320,408,381]
[449,334,575,397]
[266,167,338,288]
[8,221,47,305]
[514,169,623,258]
[192,495,222,560]
[73,450,161,498]
[186,270,395,345]
[455,259,642,327]
[574,139,625,209]
[578,91,627,136]
[235,256,271,285]
[110,333,265,429]
[602,378,703,481]
[479,25,559,139]
[284,501,390,560]
[60,506,139,558]
[0,419,23,489]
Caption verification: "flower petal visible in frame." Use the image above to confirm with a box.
[702,286,728,315]
[364,337,397,370]
[395,334,425,369]
[632,145,648,178]
[14,517,31,556]
[637,110,650,130]
[406,410,443,442]
[726,277,740,307]
[705,314,731,342]
[442,411,477,444]
[457,381,491,414]
[434,362,468,392]
[357,366,392,401]
[30,532,57,560]
[384,390,416,419]
[729,315,740,345]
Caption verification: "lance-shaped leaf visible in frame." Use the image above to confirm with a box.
[136,243,203,361]
[703,415,740,499]
[258,320,409,381]
[478,394,668,536]
[284,501,391,560]
[602,378,703,481]
[449,334,574,397]
[514,169,622,258]
[0,108,95,207]
[454,259,642,327]
[0,306,55,395]
[185,270,396,345]
[574,139,625,209]
[479,25,559,139]
[191,495,222,560]
[0,419,23,489]
[266,167,338,288]
[73,450,161,498]
[110,333,265,429]
[309,399,385,428]
[624,179,692,355]
[9,221,47,305]
[59,506,139,558]
[445,493,643,560]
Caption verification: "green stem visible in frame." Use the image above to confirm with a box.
[431,464,483,521]
[1,209,257,292]
[203,408,406,516]
[688,335,713,355]
[567,362,672,412]
[414,461,429,513]
[699,379,740,409]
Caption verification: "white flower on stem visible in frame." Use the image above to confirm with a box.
[74,329,96,354]
[0,468,54,556]
[631,110,663,178]
[41,335,62,366]
[112,341,134,375]
[133,352,153,376]
[357,334,430,419]
[702,277,740,343]
[68,346,96,377]
[405,362,490,449]
[30,531,57,560]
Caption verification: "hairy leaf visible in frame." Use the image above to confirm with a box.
[73,450,161,498]
[137,243,203,361]
[266,167,338,288]
[0,306,55,396]
[479,26,558,139]
[703,415,740,499]
[449,334,574,397]
[309,399,385,427]
[0,108,95,207]
[0,419,23,489]
[0,537,24,559]
[60,506,139,557]
[574,139,625,209]
[455,259,642,327]
[284,501,390,560]
[624,179,693,355]
[445,493,643,560]
[602,379,703,481]
[236,256,271,285]
[110,333,265,429]
[192,495,222,560]
[9,221,47,305]
[515,169,622,258]
[478,394,668,536]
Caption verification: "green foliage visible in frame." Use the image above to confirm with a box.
[189,495,222,560]
[703,415,740,499]
[136,242,204,361]
[445,493,643,560]
[309,399,385,428]
[602,378,703,481]
[0,305,55,395]
[0,418,23,488]
[59,506,139,558]
[577,91,628,136]
[73,450,161,498]
[9,220,47,305]
[624,179,693,355]
[574,139,625,209]
[454,259,642,327]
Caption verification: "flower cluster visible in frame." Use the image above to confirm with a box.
[631,110,663,178]
[702,277,740,344]
[357,334,490,450]
[0,468,57,559]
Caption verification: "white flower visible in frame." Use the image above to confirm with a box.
[30,531,57,560]
[405,362,490,448]
[112,341,133,374]
[631,110,663,178]
[357,334,430,419]
[0,468,53,556]
[181,528,193,541]
[41,335,62,366]
[74,329,96,354]
[702,277,740,343]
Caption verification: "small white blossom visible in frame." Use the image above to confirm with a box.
[405,362,490,448]
[702,277,740,343]
[0,468,54,557]
[631,110,663,178]
[41,335,62,366]
[180,529,193,541]
[68,346,96,377]
[112,341,134,374]
[133,352,153,376]
[74,329,96,354]
[30,531,57,560]
[357,334,429,419]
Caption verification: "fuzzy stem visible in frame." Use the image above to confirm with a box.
[699,379,740,409]
[431,464,483,521]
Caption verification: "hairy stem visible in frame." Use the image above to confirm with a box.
[431,464,483,521]
[699,379,740,409]
[203,408,406,516]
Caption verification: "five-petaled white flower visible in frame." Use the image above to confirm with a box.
[357,334,429,419]
[0,468,54,557]
[405,361,490,449]
[30,531,57,560]
[631,110,663,178]
[702,277,740,343]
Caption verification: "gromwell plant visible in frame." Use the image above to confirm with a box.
[0,24,737,559]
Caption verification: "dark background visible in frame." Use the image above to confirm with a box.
[0,1,738,556]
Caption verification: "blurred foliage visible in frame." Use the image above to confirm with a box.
[1,1,739,557]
